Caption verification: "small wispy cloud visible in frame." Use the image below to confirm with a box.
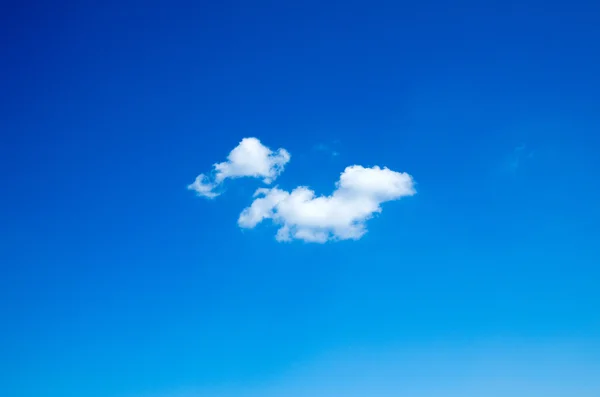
[188,138,290,198]
[313,142,340,157]
[507,143,535,172]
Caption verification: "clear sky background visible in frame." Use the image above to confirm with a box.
[2,1,600,396]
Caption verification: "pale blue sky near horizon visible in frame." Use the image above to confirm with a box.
[1,1,600,396]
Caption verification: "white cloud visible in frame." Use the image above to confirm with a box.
[187,174,219,199]
[188,137,291,198]
[238,165,415,242]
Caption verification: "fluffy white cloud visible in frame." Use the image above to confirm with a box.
[188,137,290,198]
[238,165,415,242]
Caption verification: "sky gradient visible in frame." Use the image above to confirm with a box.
[1,1,600,396]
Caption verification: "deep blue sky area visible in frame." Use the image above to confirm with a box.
[1,1,600,396]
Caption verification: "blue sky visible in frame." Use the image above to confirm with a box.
[1,0,600,396]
